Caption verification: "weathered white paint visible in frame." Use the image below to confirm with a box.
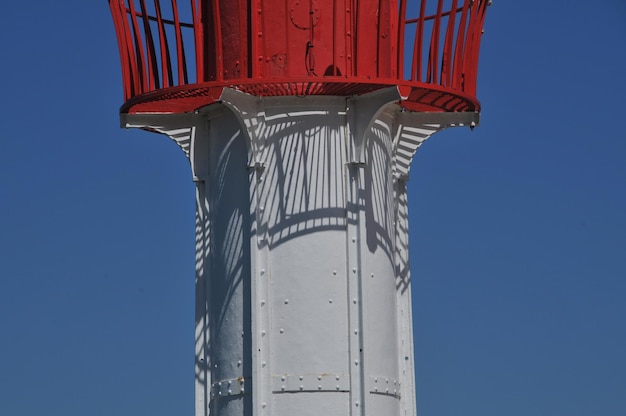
[122,88,479,416]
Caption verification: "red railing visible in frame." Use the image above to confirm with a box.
[109,0,489,112]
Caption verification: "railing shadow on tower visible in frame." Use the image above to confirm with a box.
[109,0,489,114]
[188,101,413,402]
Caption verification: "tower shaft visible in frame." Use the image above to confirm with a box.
[122,88,479,416]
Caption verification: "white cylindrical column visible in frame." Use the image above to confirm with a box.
[121,88,479,416]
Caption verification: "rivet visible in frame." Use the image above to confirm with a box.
[260,269,265,275]
[352,268,357,273]
[237,360,241,366]
[218,382,222,386]
[218,391,222,396]
[262,361,266,367]
[299,385,304,390]
[355,401,360,407]
[281,386,285,391]
[354,329,358,335]
[317,376,322,381]
[336,375,340,380]
[228,389,232,394]
[318,385,322,390]
[281,376,286,381]
[261,300,266,306]
[371,273,374,278]
[241,387,245,393]
[354,360,359,365]
[299,376,304,381]
[228,380,232,385]
[333,270,337,275]
[261,330,266,336]
[284,299,289,304]
[329,299,333,303]
[353,298,357,304]
[262,403,266,408]
[336,385,340,390]
[352,237,356,242]
[375,387,378,392]
[279,328,284,334]
[375,378,378,382]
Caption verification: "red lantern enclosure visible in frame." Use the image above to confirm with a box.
[110,0,488,114]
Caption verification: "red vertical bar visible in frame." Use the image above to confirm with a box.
[212,0,223,81]
[119,1,142,96]
[110,0,133,100]
[154,0,173,88]
[122,2,142,96]
[427,0,444,84]
[171,0,187,85]
[461,0,479,93]
[128,0,149,92]
[451,0,470,90]
[440,0,458,87]
[464,0,487,95]
[411,0,426,81]
[397,0,407,80]
[191,0,204,82]
[139,0,158,90]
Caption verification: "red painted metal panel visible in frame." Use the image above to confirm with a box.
[109,0,489,114]
[396,0,406,79]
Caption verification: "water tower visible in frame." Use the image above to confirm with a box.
[109,1,490,415]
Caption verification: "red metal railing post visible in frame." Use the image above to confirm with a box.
[154,0,173,88]
[191,0,204,83]
[427,0,444,85]
[440,0,458,87]
[110,0,132,100]
[139,0,159,90]
[127,0,149,93]
[452,0,470,90]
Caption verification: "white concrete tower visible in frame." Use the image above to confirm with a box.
[109,1,490,416]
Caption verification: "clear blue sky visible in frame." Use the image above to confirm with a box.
[1,1,625,416]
